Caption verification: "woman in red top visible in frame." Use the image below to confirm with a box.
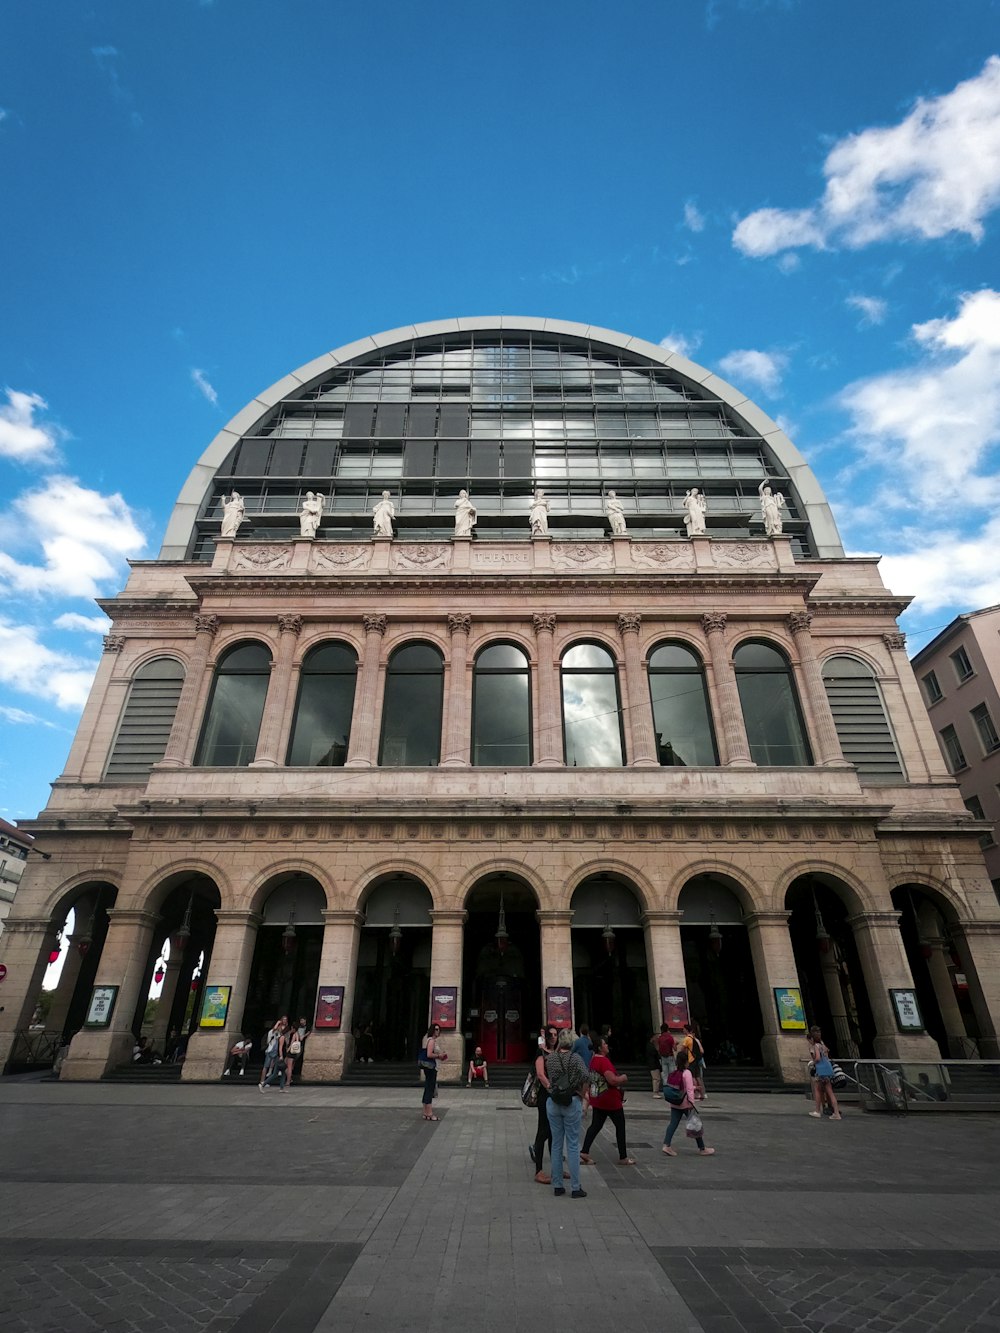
[579,1035,635,1166]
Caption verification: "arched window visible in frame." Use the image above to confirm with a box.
[734,641,811,766]
[561,642,624,767]
[105,657,185,781]
[472,643,532,766]
[648,642,718,766]
[194,642,271,767]
[287,642,358,766]
[822,655,904,782]
[379,643,444,766]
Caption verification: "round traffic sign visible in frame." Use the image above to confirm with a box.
[0,963,7,983]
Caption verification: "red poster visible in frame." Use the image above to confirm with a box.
[314,986,344,1029]
[660,986,689,1031]
[545,986,573,1029]
[431,986,458,1030]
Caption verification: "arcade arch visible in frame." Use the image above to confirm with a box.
[570,873,650,1061]
[354,875,433,1061]
[891,883,981,1058]
[463,874,540,1065]
[242,873,327,1049]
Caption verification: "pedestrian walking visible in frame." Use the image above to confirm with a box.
[419,1023,447,1121]
[258,1018,284,1090]
[529,1026,567,1185]
[571,1023,593,1070]
[544,1029,590,1198]
[688,1023,708,1102]
[662,1049,716,1157]
[647,1028,663,1096]
[581,1035,635,1166]
[807,1026,842,1120]
[656,1023,676,1088]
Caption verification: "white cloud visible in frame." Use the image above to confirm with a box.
[0,475,146,599]
[0,704,60,729]
[733,56,1000,256]
[878,516,1000,612]
[0,390,60,461]
[0,108,9,125]
[846,294,888,327]
[839,288,1000,509]
[659,330,702,360]
[191,368,218,405]
[683,201,705,233]
[0,619,96,710]
[718,348,788,395]
[54,612,112,634]
[91,45,143,128]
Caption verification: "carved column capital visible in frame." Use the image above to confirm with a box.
[447,613,472,635]
[102,634,125,653]
[194,613,220,636]
[617,612,642,636]
[883,631,907,651]
[701,611,728,636]
[787,611,813,635]
[277,614,303,637]
[532,612,556,635]
[362,613,388,636]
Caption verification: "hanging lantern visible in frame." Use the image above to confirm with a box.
[919,937,934,961]
[388,905,402,956]
[75,932,92,958]
[154,966,165,984]
[602,902,616,955]
[495,892,509,955]
[811,888,830,955]
[172,892,194,954]
[282,912,297,955]
[708,912,723,956]
[48,945,61,965]
[190,977,200,992]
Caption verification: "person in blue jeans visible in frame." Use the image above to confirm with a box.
[662,1049,715,1156]
[544,1029,590,1198]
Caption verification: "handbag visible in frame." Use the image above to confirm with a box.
[589,1069,608,1099]
[685,1110,704,1137]
[418,1057,435,1071]
[830,1062,848,1089]
[520,1069,540,1107]
[814,1056,835,1080]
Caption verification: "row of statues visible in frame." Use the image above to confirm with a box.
[220,479,786,540]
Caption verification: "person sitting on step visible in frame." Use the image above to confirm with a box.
[467,1046,489,1087]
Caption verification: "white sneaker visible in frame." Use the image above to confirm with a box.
[223,1070,231,1076]
[239,1069,245,1076]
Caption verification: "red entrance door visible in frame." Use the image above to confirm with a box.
[477,977,527,1063]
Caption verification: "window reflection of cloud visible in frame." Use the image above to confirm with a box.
[563,675,623,766]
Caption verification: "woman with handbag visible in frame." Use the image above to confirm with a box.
[419,1023,447,1121]
[662,1049,715,1156]
[807,1026,842,1120]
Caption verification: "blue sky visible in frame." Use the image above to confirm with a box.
[2,0,1000,820]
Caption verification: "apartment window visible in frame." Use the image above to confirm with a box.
[940,724,968,773]
[922,670,942,705]
[964,795,995,848]
[971,703,1000,755]
[950,646,974,682]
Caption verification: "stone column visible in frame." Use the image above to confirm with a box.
[921,935,971,1057]
[744,911,812,1082]
[345,614,387,768]
[537,908,574,1025]
[159,614,220,767]
[149,949,184,1052]
[532,613,562,767]
[59,636,125,781]
[182,910,261,1080]
[787,612,849,767]
[641,910,685,1028]
[701,613,754,767]
[951,921,1000,1058]
[428,909,467,1080]
[441,613,472,767]
[617,613,659,767]
[847,912,941,1060]
[820,949,860,1058]
[251,615,303,767]
[61,909,160,1080]
[304,909,365,1081]
[43,925,91,1038]
[0,918,60,1072]
[881,630,951,781]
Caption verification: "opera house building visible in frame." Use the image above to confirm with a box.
[2,317,998,1085]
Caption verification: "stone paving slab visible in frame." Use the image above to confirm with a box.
[1,1081,998,1331]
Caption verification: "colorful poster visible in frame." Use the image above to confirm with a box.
[660,986,689,1030]
[314,986,344,1029]
[890,988,924,1032]
[545,986,573,1029]
[431,986,458,1030]
[199,985,232,1028]
[774,987,806,1031]
[85,985,118,1028]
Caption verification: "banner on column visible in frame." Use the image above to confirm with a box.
[199,985,232,1028]
[773,987,806,1031]
[431,986,458,1029]
[660,987,689,1030]
[85,985,119,1028]
[314,986,345,1029]
[545,986,573,1029]
[889,988,924,1032]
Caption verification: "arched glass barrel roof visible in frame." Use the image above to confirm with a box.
[161,318,843,561]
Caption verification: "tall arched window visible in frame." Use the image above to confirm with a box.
[561,642,624,767]
[822,655,904,782]
[194,642,271,767]
[379,643,444,766]
[287,642,358,766]
[105,657,185,781]
[472,643,532,766]
[734,641,811,766]
[648,642,718,766]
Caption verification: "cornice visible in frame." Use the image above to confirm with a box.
[808,596,912,617]
[96,598,199,620]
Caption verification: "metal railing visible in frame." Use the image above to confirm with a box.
[6,1028,63,1069]
[834,1059,1000,1112]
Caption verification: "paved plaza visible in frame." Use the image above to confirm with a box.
[1,1079,999,1332]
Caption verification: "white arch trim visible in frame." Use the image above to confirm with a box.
[160,316,844,560]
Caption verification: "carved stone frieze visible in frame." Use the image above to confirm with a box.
[277,614,304,636]
[701,611,728,635]
[711,540,775,570]
[551,542,612,570]
[194,614,221,636]
[883,631,907,650]
[632,541,695,570]
[787,611,814,635]
[617,612,642,636]
[363,614,388,636]
[532,613,556,634]
[232,544,292,572]
[313,543,371,572]
[447,613,472,635]
[102,634,125,653]
[391,544,451,572]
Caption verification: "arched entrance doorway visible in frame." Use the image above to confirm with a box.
[786,875,875,1058]
[354,876,432,1062]
[571,875,651,1062]
[678,876,764,1065]
[463,875,540,1065]
[139,875,220,1056]
[242,875,326,1050]
[892,884,980,1058]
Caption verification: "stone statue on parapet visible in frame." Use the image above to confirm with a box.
[529,490,549,536]
[606,491,627,535]
[299,491,325,538]
[454,490,477,537]
[373,491,396,538]
[220,491,246,538]
[683,487,707,537]
[758,479,785,536]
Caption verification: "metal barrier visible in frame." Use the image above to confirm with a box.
[7,1028,63,1069]
[836,1059,1000,1112]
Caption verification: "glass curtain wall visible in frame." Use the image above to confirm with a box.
[561,643,625,767]
[287,642,358,766]
[647,642,718,766]
[472,643,532,765]
[379,643,444,766]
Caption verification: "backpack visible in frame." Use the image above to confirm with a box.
[589,1067,609,1100]
[663,1071,686,1106]
[548,1053,576,1106]
[290,1038,302,1056]
[520,1069,540,1107]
